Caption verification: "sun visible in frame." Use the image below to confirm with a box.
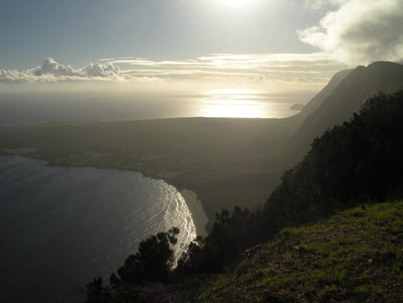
[216,0,259,10]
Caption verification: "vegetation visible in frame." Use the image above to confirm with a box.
[196,201,403,303]
[84,90,403,302]
[85,201,403,303]
[85,227,179,303]
[177,91,403,274]
[264,91,403,236]
[177,207,265,274]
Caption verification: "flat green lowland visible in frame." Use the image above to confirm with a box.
[195,201,402,303]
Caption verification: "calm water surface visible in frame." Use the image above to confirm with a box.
[0,156,196,303]
[0,91,304,123]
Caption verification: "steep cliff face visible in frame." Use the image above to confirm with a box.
[289,62,403,160]
[300,68,352,117]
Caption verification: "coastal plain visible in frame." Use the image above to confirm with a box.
[0,116,302,230]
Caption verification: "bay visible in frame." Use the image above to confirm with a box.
[0,156,196,303]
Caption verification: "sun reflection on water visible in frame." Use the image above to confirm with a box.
[198,89,294,119]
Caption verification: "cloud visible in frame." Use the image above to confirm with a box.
[102,52,347,83]
[33,57,75,77]
[299,0,403,64]
[0,54,347,85]
[303,0,347,10]
[0,58,125,84]
[82,62,120,78]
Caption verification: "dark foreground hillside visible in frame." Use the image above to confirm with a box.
[195,201,402,303]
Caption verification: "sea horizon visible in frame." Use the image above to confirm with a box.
[0,89,310,124]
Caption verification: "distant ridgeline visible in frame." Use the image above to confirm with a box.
[85,89,403,302]
[289,61,403,161]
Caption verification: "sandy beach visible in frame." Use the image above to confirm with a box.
[180,190,209,237]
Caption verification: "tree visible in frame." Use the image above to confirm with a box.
[263,91,403,236]
[115,227,180,285]
[177,207,264,274]
[85,227,180,303]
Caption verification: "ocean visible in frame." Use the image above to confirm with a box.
[0,156,196,303]
[0,91,303,124]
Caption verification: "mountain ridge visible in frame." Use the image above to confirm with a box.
[289,61,403,160]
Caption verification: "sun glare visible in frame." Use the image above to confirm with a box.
[198,89,267,118]
[215,0,259,10]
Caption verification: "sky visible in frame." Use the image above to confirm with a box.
[1,0,403,96]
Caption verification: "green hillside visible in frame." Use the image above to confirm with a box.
[195,201,402,303]
[290,61,403,160]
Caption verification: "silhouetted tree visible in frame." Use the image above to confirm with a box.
[86,277,111,303]
[85,227,179,303]
[116,227,179,285]
[263,91,403,236]
[177,207,264,274]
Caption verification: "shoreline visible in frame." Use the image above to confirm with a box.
[0,154,210,238]
[180,190,208,237]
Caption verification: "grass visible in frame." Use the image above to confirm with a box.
[194,201,403,303]
[0,117,302,224]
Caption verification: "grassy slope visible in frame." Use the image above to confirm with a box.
[0,116,301,222]
[195,201,402,303]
